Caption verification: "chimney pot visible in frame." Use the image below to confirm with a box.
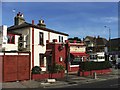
[32,20,34,25]
[14,12,25,25]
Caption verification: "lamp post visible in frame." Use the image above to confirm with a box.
[104,26,111,41]
[104,26,111,52]
[66,42,70,81]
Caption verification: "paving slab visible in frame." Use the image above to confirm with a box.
[2,81,26,88]
[1,68,120,88]
[20,80,41,88]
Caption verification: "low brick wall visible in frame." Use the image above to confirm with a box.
[69,67,79,72]
[68,65,79,72]
[32,72,65,80]
[78,68,112,77]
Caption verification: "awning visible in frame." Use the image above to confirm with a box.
[70,52,89,57]
[44,49,52,56]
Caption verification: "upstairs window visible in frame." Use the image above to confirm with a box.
[7,34,15,44]
[39,32,44,45]
[59,36,63,42]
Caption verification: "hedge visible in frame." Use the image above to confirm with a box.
[80,61,112,71]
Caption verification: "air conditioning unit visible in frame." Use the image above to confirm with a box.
[18,35,27,51]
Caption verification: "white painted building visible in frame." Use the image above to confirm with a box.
[0,25,21,51]
[2,12,69,71]
[89,52,105,62]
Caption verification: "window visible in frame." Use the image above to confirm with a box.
[39,32,44,45]
[118,55,120,58]
[59,57,63,62]
[7,34,15,44]
[90,55,97,59]
[39,54,44,67]
[59,36,63,42]
[71,57,82,65]
[98,56,105,59]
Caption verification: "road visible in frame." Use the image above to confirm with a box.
[63,78,120,88]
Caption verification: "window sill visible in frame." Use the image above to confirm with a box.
[38,44,45,46]
[7,43,15,44]
[40,66,45,67]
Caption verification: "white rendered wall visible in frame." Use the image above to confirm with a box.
[0,25,7,46]
[97,52,105,62]
[4,35,19,51]
[33,28,47,67]
[70,46,86,53]
[33,28,68,71]
[49,32,68,42]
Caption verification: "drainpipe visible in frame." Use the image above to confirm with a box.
[66,41,70,81]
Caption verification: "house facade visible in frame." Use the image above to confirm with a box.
[45,39,69,71]
[107,38,120,64]
[68,39,89,72]
[84,36,108,62]
[0,25,21,51]
[1,12,69,71]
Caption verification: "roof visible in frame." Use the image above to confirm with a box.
[84,36,108,46]
[7,22,69,36]
[108,38,120,47]
[7,30,22,35]
[84,36,95,42]
[96,38,108,46]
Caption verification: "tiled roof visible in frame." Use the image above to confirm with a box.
[84,36,108,46]
[96,38,108,46]
[7,22,69,36]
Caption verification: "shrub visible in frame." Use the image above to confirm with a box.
[49,63,65,73]
[54,64,65,73]
[80,61,112,71]
[32,66,42,74]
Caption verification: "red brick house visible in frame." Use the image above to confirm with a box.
[67,38,89,72]
[45,39,69,72]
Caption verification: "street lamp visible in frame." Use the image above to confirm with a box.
[104,26,111,52]
[65,42,70,82]
[104,26,111,41]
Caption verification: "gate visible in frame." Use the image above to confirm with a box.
[2,52,31,82]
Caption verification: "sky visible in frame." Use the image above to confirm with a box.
[1,2,118,40]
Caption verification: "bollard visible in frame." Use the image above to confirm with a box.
[93,72,97,79]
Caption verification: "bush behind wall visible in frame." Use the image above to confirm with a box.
[80,61,111,71]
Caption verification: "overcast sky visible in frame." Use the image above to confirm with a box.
[2,2,118,40]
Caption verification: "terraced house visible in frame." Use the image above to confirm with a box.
[0,12,69,71]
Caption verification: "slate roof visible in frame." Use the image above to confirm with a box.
[7,22,69,36]
[96,37,108,46]
[7,30,22,35]
[84,36,108,46]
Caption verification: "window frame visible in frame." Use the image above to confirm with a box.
[59,36,63,42]
[39,53,44,67]
[7,34,15,44]
[39,32,44,45]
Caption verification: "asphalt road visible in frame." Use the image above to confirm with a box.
[64,78,120,88]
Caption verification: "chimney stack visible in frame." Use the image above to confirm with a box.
[37,19,46,28]
[14,12,25,25]
[32,20,34,25]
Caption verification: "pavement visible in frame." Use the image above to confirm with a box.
[1,68,120,89]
